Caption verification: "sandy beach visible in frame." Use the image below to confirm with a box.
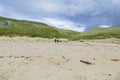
[0,37,120,80]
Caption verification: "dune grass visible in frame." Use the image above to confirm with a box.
[0,16,80,39]
[72,27,120,40]
[1,16,120,40]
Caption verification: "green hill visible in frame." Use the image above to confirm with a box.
[0,16,80,39]
[72,27,120,40]
[1,16,120,41]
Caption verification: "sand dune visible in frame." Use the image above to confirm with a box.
[0,37,120,80]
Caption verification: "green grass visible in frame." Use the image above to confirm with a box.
[0,16,80,39]
[1,16,120,41]
[72,27,120,40]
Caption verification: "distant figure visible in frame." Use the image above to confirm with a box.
[54,38,57,43]
[54,38,58,43]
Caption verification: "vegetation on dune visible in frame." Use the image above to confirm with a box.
[0,16,80,39]
[1,16,120,40]
[0,26,62,38]
[72,27,120,40]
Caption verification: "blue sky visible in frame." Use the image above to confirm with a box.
[0,0,120,32]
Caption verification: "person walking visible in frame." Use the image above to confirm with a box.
[54,38,57,43]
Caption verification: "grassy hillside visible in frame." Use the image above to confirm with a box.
[1,16,120,41]
[0,16,80,39]
[72,27,120,40]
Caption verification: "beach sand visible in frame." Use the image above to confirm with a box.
[0,37,120,80]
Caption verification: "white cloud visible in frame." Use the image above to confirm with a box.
[41,18,85,32]
[0,4,31,20]
[99,25,111,28]
[22,0,98,16]
[23,0,68,14]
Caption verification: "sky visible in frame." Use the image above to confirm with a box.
[0,0,120,32]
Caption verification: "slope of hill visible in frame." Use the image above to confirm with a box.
[72,27,120,40]
[0,16,80,39]
[1,16,120,41]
